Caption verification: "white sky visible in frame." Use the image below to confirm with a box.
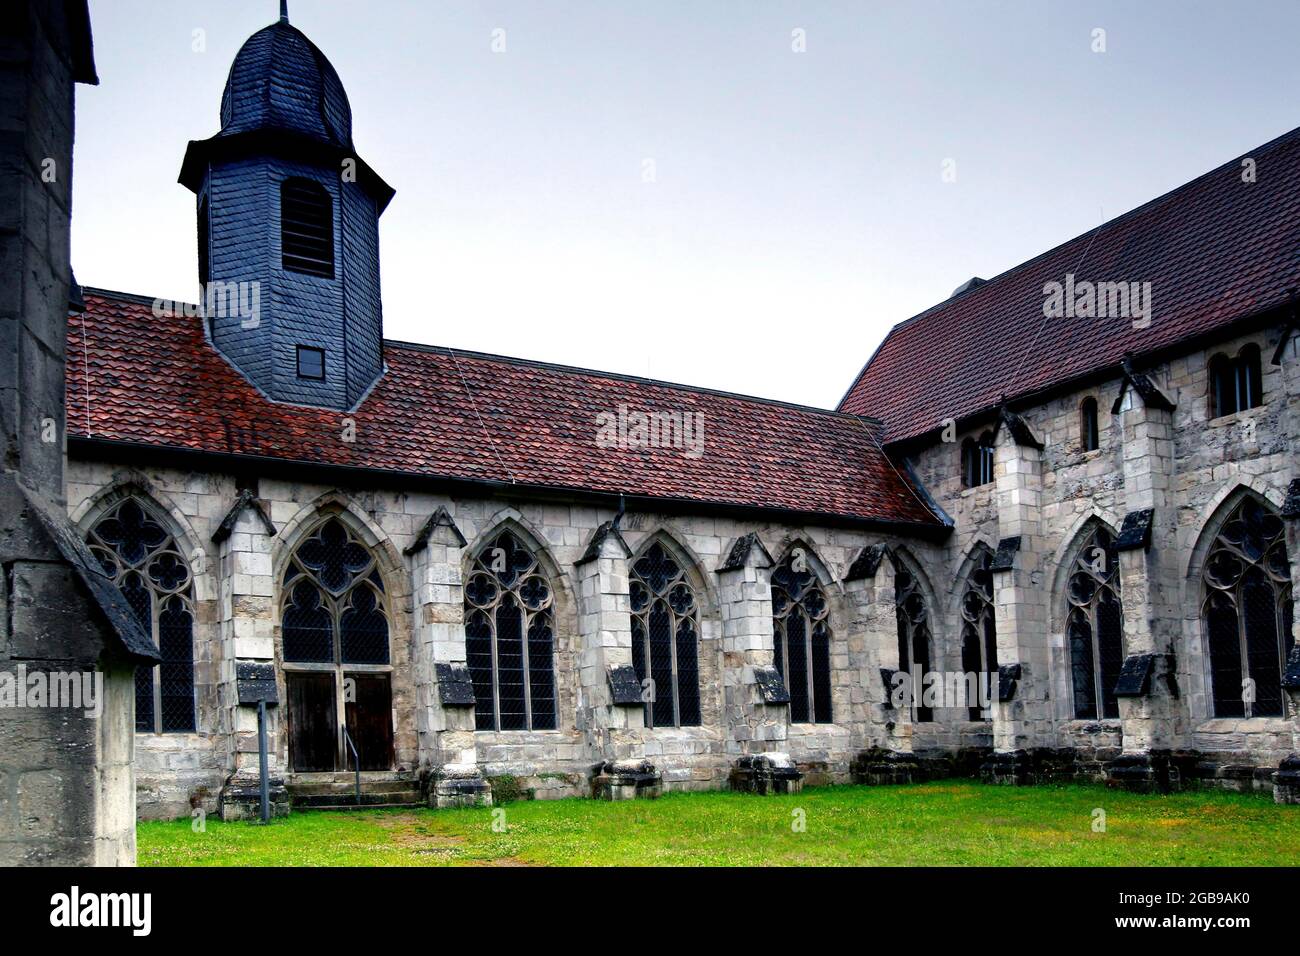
[73,0,1300,409]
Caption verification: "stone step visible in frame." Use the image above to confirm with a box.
[288,779,419,798]
[297,801,424,812]
[291,789,422,809]
[288,770,412,786]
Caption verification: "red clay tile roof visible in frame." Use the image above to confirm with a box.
[839,125,1300,443]
[67,291,942,529]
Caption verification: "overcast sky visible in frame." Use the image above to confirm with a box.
[73,1,1300,410]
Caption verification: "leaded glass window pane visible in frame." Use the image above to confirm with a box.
[894,559,933,722]
[281,517,389,668]
[464,530,557,731]
[1201,497,1292,718]
[959,547,997,721]
[629,542,701,728]
[1065,526,1126,719]
[772,549,833,724]
[87,498,196,734]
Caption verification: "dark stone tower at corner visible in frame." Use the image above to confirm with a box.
[178,9,394,410]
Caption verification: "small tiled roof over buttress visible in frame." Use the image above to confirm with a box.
[839,124,1300,444]
[67,292,942,531]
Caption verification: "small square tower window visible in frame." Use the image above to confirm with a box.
[297,346,325,380]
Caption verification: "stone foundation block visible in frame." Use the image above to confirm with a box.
[591,759,662,800]
[219,775,291,821]
[428,764,493,808]
[980,747,1079,785]
[851,747,920,786]
[1105,751,1181,793]
[729,753,803,795]
[980,749,1033,785]
[1273,754,1300,805]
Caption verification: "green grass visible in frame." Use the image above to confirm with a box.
[137,781,1299,867]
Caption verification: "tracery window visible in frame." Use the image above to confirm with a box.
[894,556,933,722]
[772,548,832,724]
[464,530,557,731]
[1201,497,1294,718]
[629,542,701,728]
[960,547,997,721]
[1066,526,1125,719]
[282,518,389,666]
[87,498,196,733]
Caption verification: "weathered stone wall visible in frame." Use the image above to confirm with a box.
[908,320,1300,783]
[65,459,915,814]
[1,1,150,865]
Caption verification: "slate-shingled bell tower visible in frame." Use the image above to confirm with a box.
[179,8,394,410]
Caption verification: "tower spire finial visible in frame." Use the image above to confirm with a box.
[279,0,289,23]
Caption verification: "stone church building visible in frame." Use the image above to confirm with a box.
[64,14,1300,818]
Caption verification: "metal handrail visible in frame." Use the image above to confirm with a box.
[342,726,361,805]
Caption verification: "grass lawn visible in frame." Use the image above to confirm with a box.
[137,781,1299,867]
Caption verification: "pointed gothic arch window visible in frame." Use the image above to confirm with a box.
[1201,497,1294,717]
[894,555,933,722]
[1066,526,1125,719]
[280,177,334,279]
[629,541,701,728]
[464,530,557,731]
[960,547,997,720]
[281,516,393,771]
[87,498,196,733]
[281,517,389,665]
[772,547,833,724]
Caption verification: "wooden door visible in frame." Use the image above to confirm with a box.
[344,674,394,771]
[287,672,338,772]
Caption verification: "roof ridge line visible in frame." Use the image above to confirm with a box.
[77,287,885,426]
[838,121,1300,410]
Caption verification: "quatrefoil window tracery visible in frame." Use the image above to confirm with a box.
[464,530,557,731]
[629,542,701,728]
[281,517,389,666]
[87,498,196,734]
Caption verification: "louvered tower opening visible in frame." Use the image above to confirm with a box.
[281,178,335,278]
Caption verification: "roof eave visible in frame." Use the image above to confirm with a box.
[178,129,395,212]
[67,437,952,542]
[883,298,1295,454]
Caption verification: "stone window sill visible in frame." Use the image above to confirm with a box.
[1206,406,1266,428]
